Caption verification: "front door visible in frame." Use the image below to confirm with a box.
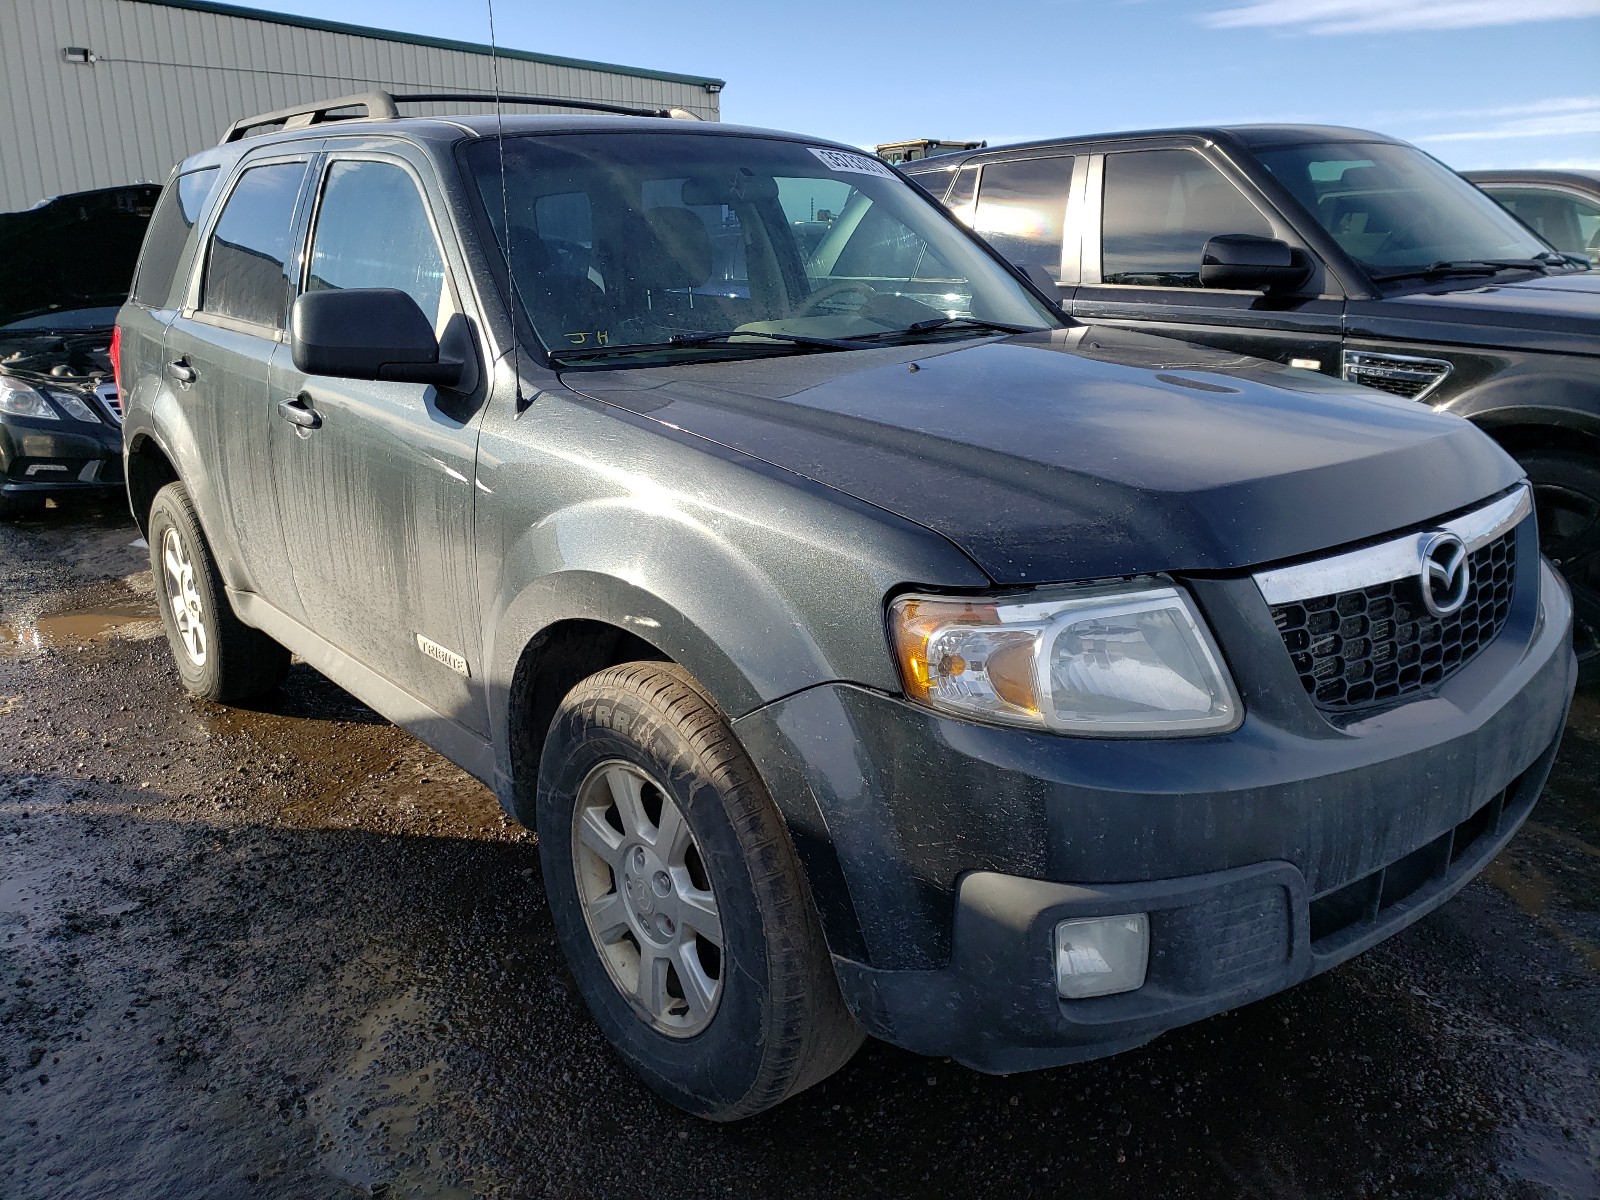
[1071,148,1344,375]
[268,151,488,733]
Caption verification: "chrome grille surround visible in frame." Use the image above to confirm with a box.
[94,380,122,423]
[1255,486,1529,713]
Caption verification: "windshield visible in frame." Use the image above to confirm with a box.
[466,133,1057,364]
[1257,141,1552,278]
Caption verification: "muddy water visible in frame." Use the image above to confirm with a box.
[2,505,1598,1200]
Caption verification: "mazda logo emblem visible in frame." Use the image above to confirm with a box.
[1419,532,1471,617]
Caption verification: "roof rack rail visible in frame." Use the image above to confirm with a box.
[220,91,398,143]
[220,89,700,144]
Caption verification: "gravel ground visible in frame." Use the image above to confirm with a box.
[2,500,1597,1200]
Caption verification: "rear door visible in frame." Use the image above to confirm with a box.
[1070,147,1345,374]
[162,153,312,601]
[967,154,1081,303]
[268,147,489,733]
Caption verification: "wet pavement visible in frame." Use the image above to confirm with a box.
[1,501,1597,1200]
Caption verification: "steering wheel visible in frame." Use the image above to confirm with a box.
[1374,212,1439,256]
[791,280,875,318]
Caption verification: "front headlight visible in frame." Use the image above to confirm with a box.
[48,389,101,424]
[888,582,1240,735]
[0,378,60,420]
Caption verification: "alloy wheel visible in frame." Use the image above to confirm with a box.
[160,526,208,667]
[571,760,724,1037]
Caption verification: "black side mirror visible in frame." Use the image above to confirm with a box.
[1199,234,1313,294]
[290,288,467,387]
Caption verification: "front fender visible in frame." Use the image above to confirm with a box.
[1439,361,1600,443]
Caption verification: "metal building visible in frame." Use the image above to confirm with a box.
[2,0,725,211]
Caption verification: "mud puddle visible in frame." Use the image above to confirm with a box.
[2,603,161,653]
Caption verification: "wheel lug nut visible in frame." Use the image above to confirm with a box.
[633,847,646,869]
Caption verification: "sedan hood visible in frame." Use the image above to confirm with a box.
[563,327,1520,585]
[0,185,160,330]
[1362,269,1600,357]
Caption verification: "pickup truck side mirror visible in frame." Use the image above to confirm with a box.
[290,288,467,388]
[1199,234,1313,295]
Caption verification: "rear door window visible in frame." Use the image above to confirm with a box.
[972,156,1075,278]
[132,167,219,308]
[201,161,308,329]
[1100,149,1272,287]
[305,159,449,329]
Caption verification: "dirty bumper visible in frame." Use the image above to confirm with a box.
[735,564,1576,1074]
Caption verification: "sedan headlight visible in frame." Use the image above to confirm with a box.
[889,582,1240,735]
[0,378,60,420]
[48,389,101,424]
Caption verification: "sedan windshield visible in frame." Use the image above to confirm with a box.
[466,132,1057,364]
[1257,141,1553,279]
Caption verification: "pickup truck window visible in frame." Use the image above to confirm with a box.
[201,161,308,330]
[1101,149,1272,287]
[306,160,448,329]
[1256,141,1547,275]
[973,157,1074,280]
[1480,185,1600,263]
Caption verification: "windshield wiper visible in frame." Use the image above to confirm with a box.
[849,316,1047,343]
[1369,257,1555,283]
[548,329,867,364]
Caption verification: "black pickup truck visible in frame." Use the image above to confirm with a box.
[901,126,1600,681]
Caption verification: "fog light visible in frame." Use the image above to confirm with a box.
[1054,913,1149,999]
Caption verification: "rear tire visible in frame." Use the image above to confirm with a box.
[1518,448,1600,687]
[147,481,290,702]
[537,662,862,1120]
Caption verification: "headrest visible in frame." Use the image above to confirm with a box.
[681,173,779,206]
[642,208,714,289]
[1337,165,1386,190]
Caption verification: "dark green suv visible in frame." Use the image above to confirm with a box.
[118,94,1574,1119]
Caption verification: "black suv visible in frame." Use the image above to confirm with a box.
[0,185,158,517]
[118,95,1574,1119]
[900,127,1600,681]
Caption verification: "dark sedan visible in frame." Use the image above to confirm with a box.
[0,184,158,517]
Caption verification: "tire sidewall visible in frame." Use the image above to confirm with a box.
[148,487,226,699]
[536,688,775,1117]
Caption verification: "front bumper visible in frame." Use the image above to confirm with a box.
[734,557,1575,1073]
[0,414,124,499]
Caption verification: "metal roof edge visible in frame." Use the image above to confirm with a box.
[118,0,727,89]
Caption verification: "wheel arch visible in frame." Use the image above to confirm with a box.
[125,429,180,536]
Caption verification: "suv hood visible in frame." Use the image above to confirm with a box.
[564,327,1520,584]
[1364,269,1600,357]
[0,185,160,331]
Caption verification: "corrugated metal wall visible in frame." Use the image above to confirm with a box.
[3,0,722,210]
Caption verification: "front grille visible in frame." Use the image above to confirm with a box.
[1270,529,1516,712]
[94,380,122,424]
[1342,350,1452,401]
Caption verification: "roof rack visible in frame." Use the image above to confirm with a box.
[220,89,701,144]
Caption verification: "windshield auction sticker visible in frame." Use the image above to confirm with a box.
[808,147,895,178]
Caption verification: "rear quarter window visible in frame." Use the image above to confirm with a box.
[131,168,219,308]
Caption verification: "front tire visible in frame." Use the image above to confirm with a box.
[1518,448,1600,686]
[147,481,290,702]
[537,662,862,1120]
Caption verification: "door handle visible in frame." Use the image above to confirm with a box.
[277,395,322,430]
[167,359,197,384]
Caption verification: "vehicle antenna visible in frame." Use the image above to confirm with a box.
[486,0,524,408]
